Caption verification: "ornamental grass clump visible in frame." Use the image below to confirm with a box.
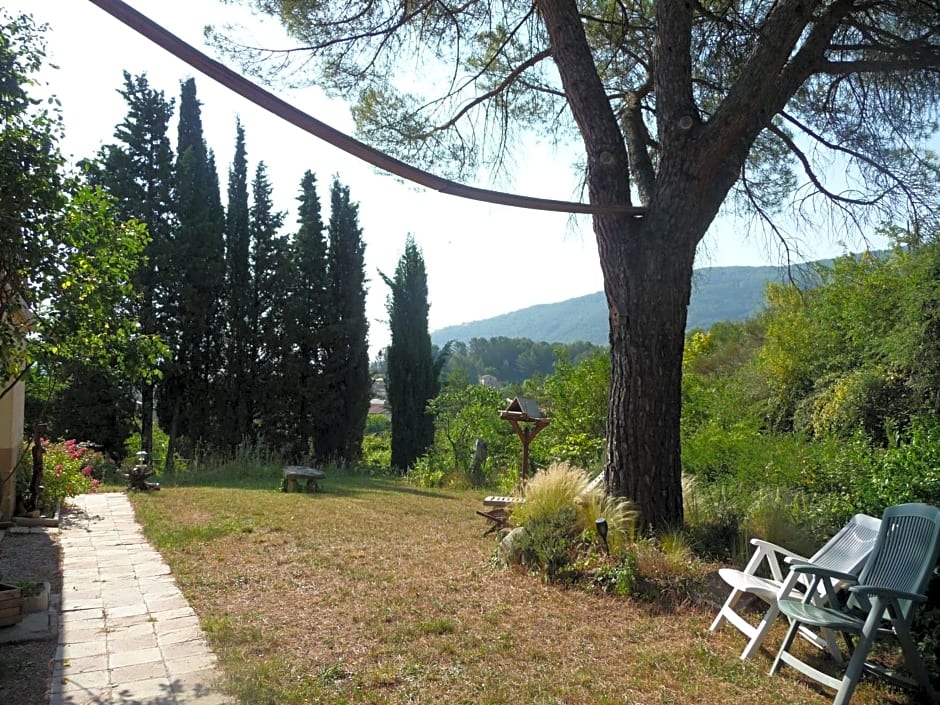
[509,462,637,580]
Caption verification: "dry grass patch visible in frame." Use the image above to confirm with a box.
[129,474,910,705]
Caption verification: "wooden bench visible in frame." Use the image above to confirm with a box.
[282,466,326,493]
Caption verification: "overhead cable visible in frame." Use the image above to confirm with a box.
[87,0,645,217]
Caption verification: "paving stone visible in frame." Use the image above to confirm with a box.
[58,624,105,645]
[105,603,150,619]
[109,659,169,685]
[56,639,109,660]
[108,631,159,653]
[108,645,163,669]
[55,653,109,675]
[146,595,192,613]
[110,676,177,701]
[150,606,196,622]
[165,652,217,677]
[157,624,204,646]
[51,667,111,692]
[48,687,112,705]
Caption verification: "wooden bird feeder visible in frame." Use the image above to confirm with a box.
[500,397,550,483]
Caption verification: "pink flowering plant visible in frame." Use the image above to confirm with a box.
[34,439,102,511]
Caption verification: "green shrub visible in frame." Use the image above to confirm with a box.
[408,455,445,487]
[361,433,391,470]
[802,417,940,530]
[590,553,638,597]
[21,438,100,512]
[514,505,580,580]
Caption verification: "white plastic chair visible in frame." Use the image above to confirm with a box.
[771,503,940,705]
[709,513,881,659]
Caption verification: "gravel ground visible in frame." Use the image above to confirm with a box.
[0,527,62,705]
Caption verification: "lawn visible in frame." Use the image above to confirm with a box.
[128,471,909,705]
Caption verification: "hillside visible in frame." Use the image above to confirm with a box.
[431,263,812,346]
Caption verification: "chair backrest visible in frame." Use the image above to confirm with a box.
[851,503,940,620]
[809,513,882,573]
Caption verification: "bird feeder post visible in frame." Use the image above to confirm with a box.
[500,397,550,484]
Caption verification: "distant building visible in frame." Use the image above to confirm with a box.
[371,375,387,398]
[479,374,500,388]
[369,398,391,417]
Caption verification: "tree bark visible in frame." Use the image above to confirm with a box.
[598,213,697,530]
[141,382,154,461]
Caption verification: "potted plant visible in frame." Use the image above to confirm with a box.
[0,581,23,627]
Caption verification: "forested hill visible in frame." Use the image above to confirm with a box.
[431,263,809,346]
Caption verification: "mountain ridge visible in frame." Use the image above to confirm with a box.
[430,262,814,346]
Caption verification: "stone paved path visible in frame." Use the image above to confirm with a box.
[51,492,236,705]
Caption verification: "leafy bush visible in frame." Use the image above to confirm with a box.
[803,417,940,529]
[514,505,581,579]
[590,554,638,596]
[361,431,391,471]
[22,438,100,512]
[408,454,446,487]
[424,384,516,486]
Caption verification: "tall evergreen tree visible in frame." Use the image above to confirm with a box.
[87,71,175,462]
[224,120,252,447]
[381,236,440,471]
[248,162,290,445]
[158,77,225,466]
[283,170,329,460]
[315,177,370,463]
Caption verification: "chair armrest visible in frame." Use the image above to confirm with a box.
[849,585,927,603]
[787,561,858,585]
[749,538,807,562]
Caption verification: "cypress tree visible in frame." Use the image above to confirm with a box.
[88,72,175,463]
[224,120,252,447]
[249,162,289,446]
[316,177,370,463]
[283,170,329,460]
[381,236,439,471]
[158,77,225,464]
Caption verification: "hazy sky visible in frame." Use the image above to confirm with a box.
[4,0,877,353]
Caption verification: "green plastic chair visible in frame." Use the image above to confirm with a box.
[771,503,940,705]
[710,513,881,660]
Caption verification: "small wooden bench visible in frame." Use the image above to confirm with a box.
[476,495,522,535]
[282,466,326,493]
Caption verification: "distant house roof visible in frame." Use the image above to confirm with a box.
[369,400,391,417]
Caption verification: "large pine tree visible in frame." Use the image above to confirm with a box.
[315,177,370,463]
[88,71,175,462]
[382,236,439,471]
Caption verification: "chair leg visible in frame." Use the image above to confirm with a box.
[741,602,779,660]
[769,616,800,676]
[709,589,743,632]
[831,627,877,705]
[893,614,940,703]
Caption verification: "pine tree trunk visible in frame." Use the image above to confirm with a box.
[597,213,697,531]
[165,399,180,475]
[141,382,154,461]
